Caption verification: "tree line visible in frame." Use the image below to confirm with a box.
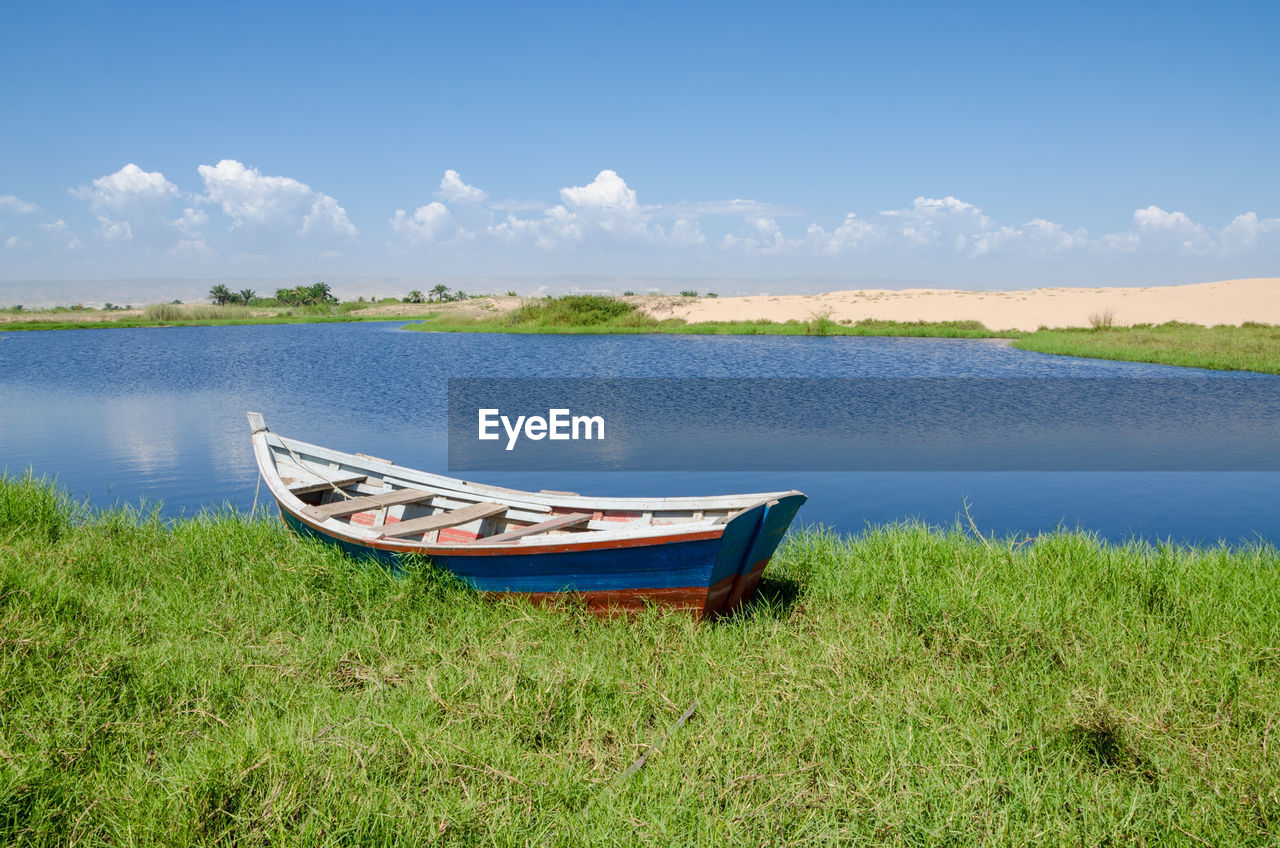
[208,282,336,306]
[209,281,481,307]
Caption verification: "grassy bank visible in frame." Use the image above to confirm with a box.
[2,475,1277,845]
[1010,322,1280,374]
[407,296,1280,373]
[0,303,385,332]
[407,295,999,338]
[7,296,1280,374]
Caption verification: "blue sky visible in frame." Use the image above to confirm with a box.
[1,0,1277,293]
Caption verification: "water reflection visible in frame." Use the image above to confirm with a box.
[1,322,1277,543]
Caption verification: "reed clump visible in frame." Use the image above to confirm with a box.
[2,475,1277,845]
[142,303,260,322]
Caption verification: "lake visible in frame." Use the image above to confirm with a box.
[1,321,1277,546]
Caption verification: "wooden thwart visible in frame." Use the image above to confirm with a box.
[480,512,593,544]
[373,502,507,539]
[308,488,434,519]
[288,474,368,496]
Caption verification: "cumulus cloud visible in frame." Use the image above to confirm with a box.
[478,171,649,248]
[436,170,488,204]
[878,196,994,251]
[436,169,1280,269]
[1220,211,1280,251]
[806,213,879,255]
[0,195,38,214]
[5,236,30,249]
[301,194,358,237]
[197,159,357,237]
[72,164,178,212]
[560,170,638,211]
[390,202,456,243]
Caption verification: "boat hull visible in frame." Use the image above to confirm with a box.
[276,493,806,617]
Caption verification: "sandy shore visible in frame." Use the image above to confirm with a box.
[3,278,1276,331]
[641,278,1280,332]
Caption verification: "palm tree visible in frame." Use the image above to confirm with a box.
[237,289,257,305]
[405,289,426,304]
[307,282,336,305]
[430,284,450,303]
[208,284,233,305]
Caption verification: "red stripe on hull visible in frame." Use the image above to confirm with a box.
[515,575,739,619]
[722,557,771,614]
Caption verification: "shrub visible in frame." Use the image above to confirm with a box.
[679,290,698,297]
[509,295,645,326]
[1089,309,1116,330]
[804,308,839,336]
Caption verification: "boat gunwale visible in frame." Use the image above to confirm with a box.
[264,431,802,512]
[248,415,798,554]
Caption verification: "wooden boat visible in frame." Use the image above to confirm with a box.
[247,413,806,617]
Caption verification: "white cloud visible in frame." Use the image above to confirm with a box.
[1097,205,1213,255]
[0,195,38,214]
[560,170,637,211]
[302,193,359,237]
[968,218,1089,258]
[489,205,583,250]
[72,164,178,212]
[436,169,488,204]
[878,196,994,250]
[1220,211,1280,251]
[197,159,356,237]
[478,171,651,249]
[4,236,30,249]
[806,213,879,255]
[390,202,456,243]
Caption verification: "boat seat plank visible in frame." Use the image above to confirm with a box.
[373,502,507,539]
[287,474,368,496]
[480,512,592,544]
[311,488,435,518]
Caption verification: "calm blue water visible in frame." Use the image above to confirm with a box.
[1,321,1276,546]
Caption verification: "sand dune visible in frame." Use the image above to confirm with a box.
[642,278,1280,332]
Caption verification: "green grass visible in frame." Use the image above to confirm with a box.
[407,297,1280,373]
[408,296,999,338]
[1012,322,1280,374]
[2,475,1277,845]
[0,302,385,332]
